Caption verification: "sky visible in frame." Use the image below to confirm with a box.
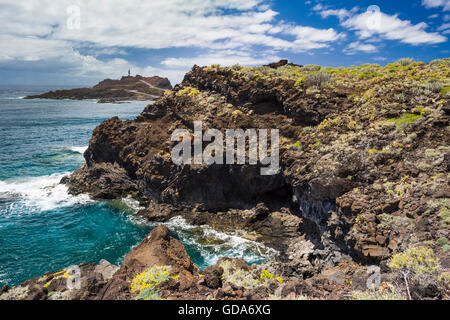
[0,0,449,86]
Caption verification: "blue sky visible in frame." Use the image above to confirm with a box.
[0,0,448,86]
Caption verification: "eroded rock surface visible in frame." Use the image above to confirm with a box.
[9,60,450,300]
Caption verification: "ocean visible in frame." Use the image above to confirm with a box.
[0,86,276,287]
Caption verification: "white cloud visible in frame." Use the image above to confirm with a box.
[162,51,280,68]
[313,5,359,21]
[0,0,340,51]
[342,10,447,45]
[438,23,450,30]
[343,41,378,55]
[283,25,346,51]
[422,0,450,11]
[0,0,344,84]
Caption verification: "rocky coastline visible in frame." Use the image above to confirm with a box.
[3,59,449,300]
[24,75,172,103]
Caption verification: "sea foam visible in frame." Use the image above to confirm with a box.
[162,216,278,266]
[69,146,88,154]
[0,172,93,212]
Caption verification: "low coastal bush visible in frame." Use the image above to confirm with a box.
[352,289,405,300]
[301,65,321,72]
[135,287,163,300]
[387,113,423,130]
[387,246,447,299]
[130,265,172,300]
[176,86,200,97]
[231,63,242,71]
[219,260,284,289]
[425,81,444,93]
[219,260,261,289]
[305,71,332,87]
[397,58,414,66]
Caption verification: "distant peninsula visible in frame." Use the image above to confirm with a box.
[24,75,172,103]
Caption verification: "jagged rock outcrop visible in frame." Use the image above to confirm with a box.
[0,260,119,300]
[62,61,449,274]
[30,60,450,300]
[24,75,172,102]
[98,225,196,300]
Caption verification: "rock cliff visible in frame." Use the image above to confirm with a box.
[5,59,449,300]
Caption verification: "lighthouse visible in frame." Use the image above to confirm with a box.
[128,69,131,77]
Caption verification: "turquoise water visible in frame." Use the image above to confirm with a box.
[0,86,276,287]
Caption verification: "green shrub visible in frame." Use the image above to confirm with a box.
[306,71,332,87]
[425,81,444,93]
[440,207,450,224]
[130,265,172,299]
[135,287,163,300]
[352,289,405,300]
[301,65,321,72]
[388,246,444,299]
[397,58,414,66]
[388,247,441,280]
[231,64,242,71]
[219,260,284,289]
[437,238,449,252]
[289,142,301,149]
[219,260,261,289]
[358,69,380,79]
[440,86,450,95]
[387,113,423,130]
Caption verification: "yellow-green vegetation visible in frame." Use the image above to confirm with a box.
[289,141,301,149]
[352,289,405,300]
[309,140,323,148]
[440,207,450,225]
[347,120,357,130]
[130,265,174,300]
[397,58,414,66]
[318,117,338,130]
[176,86,200,97]
[260,269,284,284]
[387,113,424,130]
[378,213,411,230]
[355,215,365,224]
[437,238,450,252]
[383,176,417,199]
[218,260,284,289]
[306,71,332,87]
[430,198,450,225]
[295,75,306,87]
[358,69,380,79]
[412,106,432,115]
[417,162,431,172]
[388,247,444,288]
[226,58,449,102]
[441,86,450,95]
[219,260,261,289]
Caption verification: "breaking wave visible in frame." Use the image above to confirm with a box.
[0,173,93,213]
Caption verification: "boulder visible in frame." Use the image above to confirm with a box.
[99,225,195,300]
